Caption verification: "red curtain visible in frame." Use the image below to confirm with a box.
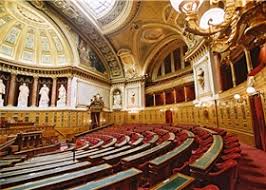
[250,95,266,151]
[249,44,266,76]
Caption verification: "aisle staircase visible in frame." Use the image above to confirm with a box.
[237,144,266,190]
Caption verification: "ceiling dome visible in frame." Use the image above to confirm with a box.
[83,0,116,19]
[0,1,74,67]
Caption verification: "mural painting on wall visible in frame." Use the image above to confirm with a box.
[113,89,122,110]
[78,39,107,74]
[0,79,5,107]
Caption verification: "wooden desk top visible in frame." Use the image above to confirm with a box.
[0,160,76,178]
[103,143,151,161]
[25,148,99,163]
[189,135,223,170]
[122,141,171,163]
[6,163,112,190]
[150,173,194,190]
[72,168,142,190]
[186,131,195,138]
[0,161,91,188]
[150,138,194,166]
[89,145,131,159]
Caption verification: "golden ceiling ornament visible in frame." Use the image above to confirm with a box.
[170,0,263,53]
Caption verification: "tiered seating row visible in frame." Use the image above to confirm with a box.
[1,124,241,190]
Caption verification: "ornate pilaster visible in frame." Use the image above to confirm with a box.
[51,77,57,107]
[67,77,72,106]
[184,86,189,102]
[213,53,223,93]
[163,91,166,105]
[173,89,177,104]
[230,62,237,87]
[153,93,156,106]
[7,73,16,106]
[31,76,39,107]
[244,47,253,73]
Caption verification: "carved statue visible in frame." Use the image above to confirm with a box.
[113,90,122,110]
[39,84,50,108]
[57,84,66,107]
[131,92,136,105]
[197,68,205,89]
[17,83,29,108]
[0,79,5,107]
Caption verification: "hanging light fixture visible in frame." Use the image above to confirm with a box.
[169,0,262,52]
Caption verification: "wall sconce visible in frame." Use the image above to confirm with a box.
[246,86,257,96]
[233,94,241,100]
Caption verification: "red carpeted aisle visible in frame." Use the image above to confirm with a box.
[237,144,266,190]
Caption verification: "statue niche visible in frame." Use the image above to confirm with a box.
[197,68,205,90]
[0,79,6,107]
[17,83,29,108]
[112,89,122,110]
[57,84,66,107]
[39,84,50,108]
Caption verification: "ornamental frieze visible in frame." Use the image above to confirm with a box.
[48,0,124,79]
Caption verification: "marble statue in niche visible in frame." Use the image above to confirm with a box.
[57,84,66,107]
[39,84,49,108]
[113,90,122,110]
[0,79,5,107]
[17,83,29,108]
[197,68,205,89]
[131,92,136,105]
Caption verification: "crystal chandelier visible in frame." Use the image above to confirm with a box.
[169,0,263,52]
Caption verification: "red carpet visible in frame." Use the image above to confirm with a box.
[236,144,266,190]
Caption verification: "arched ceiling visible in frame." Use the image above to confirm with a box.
[0,1,74,67]
[5,0,203,81]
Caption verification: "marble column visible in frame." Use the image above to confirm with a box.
[244,47,253,73]
[153,93,156,106]
[67,77,72,106]
[51,77,57,107]
[170,52,175,73]
[213,53,223,93]
[31,76,39,107]
[184,86,188,102]
[173,89,177,104]
[163,91,166,105]
[180,47,185,69]
[230,62,237,87]
[7,73,16,106]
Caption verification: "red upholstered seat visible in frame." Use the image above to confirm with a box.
[221,153,241,161]
[193,184,220,190]
[209,159,238,176]
[223,147,241,154]
[224,142,240,149]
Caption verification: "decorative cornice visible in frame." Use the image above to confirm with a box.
[47,0,124,79]
[0,59,111,85]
